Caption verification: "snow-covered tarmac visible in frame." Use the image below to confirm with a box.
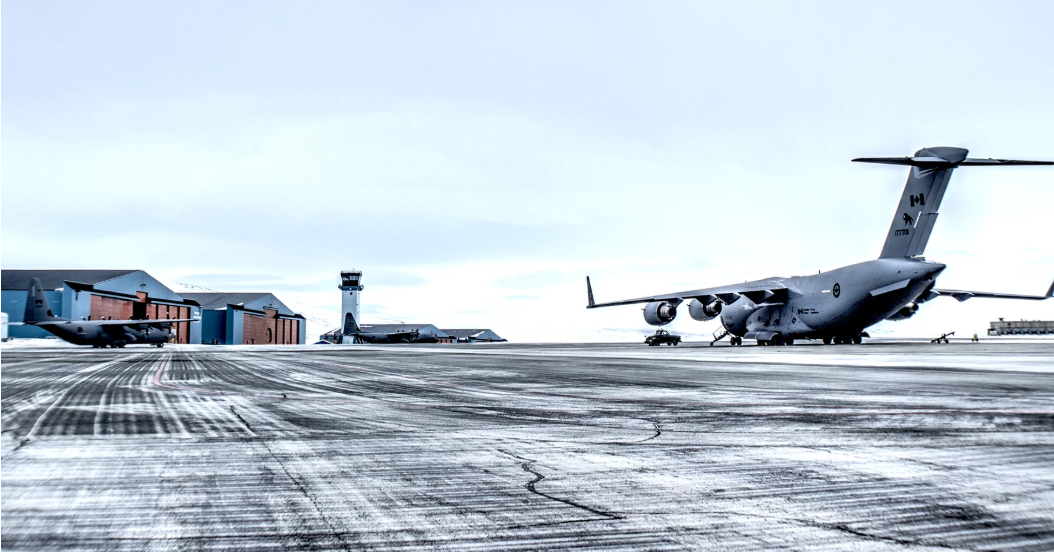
[3,341,1053,550]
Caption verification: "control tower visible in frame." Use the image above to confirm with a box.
[339,270,364,331]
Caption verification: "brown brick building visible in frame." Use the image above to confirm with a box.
[180,292,306,345]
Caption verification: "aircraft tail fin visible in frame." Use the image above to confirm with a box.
[855,147,1053,259]
[586,276,596,308]
[23,278,63,324]
[343,312,360,334]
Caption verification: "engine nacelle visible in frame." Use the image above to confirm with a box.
[886,302,919,321]
[643,301,678,326]
[688,298,723,321]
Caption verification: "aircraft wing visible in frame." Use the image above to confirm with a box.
[931,279,1054,302]
[34,318,196,327]
[586,276,799,308]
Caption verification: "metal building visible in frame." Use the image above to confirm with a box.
[180,292,306,345]
[1,270,201,343]
[441,329,507,343]
[988,318,1054,336]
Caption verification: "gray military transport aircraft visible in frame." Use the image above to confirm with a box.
[586,147,1053,346]
[340,312,439,344]
[19,278,195,348]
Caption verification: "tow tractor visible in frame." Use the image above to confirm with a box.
[931,331,955,344]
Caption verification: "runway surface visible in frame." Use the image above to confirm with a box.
[3,341,1054,551]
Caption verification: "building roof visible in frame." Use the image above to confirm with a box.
[62,281,200,306]
[179,292,273,310]
[1,270,140,290]
[441,329,490,338]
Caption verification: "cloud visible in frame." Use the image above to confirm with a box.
[3,3,1052,342]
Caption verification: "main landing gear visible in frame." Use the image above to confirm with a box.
[729,336,743,346]
[758,335,794,346]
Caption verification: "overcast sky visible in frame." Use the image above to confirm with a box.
[4,1,1053,341]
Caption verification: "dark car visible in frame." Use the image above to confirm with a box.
[645,329,681,346]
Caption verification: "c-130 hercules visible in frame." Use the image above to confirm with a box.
[19,278,195,348]
[587,147,1053,346]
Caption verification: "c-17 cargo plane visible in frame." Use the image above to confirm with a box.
[587,147,1053,346]
[19,278,195,348]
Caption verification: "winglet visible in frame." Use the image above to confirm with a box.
[1046,278,1054,299]
[586,276,596,308]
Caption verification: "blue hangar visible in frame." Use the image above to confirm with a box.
[180,293,306,345]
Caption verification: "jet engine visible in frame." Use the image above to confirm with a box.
[886,302,919,321]
[643,301,678,326]
[688,298,723,321]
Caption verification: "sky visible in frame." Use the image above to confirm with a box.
[3,1,1053,342]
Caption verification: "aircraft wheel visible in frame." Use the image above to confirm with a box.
[833,336,843,345]
[771,334,784,346]
[823,336,832,345]
[852,335,862,345]
[785,338,794,346]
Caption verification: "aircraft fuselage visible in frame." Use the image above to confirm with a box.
[720,258,946,341]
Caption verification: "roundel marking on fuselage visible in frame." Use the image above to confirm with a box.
[833,283,841,298]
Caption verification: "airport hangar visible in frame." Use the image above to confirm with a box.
[442,329,507,343]
[181,292,306,345]
[2,270,307,345]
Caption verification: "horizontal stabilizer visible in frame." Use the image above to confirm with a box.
[855,156,1053,167]
[959,158,1054,166]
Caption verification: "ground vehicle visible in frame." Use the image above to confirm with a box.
[645,329,681,346]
